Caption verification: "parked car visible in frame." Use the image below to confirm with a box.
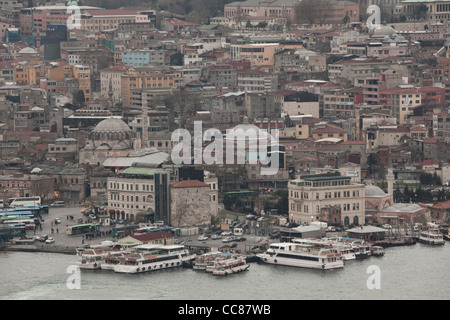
[327,226,336,232]
[229,243,238,248]
[211,234,222,240]
[383,224,392,229]
[222,236,235,243]
[50,201,65,207]
[38,235,48,242]
[221,231,232,236]
[45,237,55,244]
[198,235,209,241]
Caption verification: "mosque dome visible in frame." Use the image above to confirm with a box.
[93,118,131,133]
[364,185,387,197]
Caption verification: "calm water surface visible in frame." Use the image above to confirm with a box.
[1,243,449,300]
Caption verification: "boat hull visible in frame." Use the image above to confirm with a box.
[114,254,195,274]
[213,264,250,276]
[257,254,344,270]
[77,261,101,270]
[418,237,445,245]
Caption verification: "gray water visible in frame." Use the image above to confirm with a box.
[1,243,449,300]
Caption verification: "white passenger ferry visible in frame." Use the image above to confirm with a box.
[419,230,445,245]
[257,242,344,270]
[293,238,356,261]
[113,245,195,274]
[212,254,249,276]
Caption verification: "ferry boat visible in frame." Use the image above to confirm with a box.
[212,255,249,276]
[205,253,235,273]
[193,251,223,271]
[293,238,356,261]
[418,230,445,245]
[371,246,385,256]
[101,251,129,271]
[114,245,195,274]
[256,242,344,270]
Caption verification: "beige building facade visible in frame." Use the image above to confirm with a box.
[288,173,365,226]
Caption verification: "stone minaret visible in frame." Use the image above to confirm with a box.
[141,104,149,148]
[386,156,395,196]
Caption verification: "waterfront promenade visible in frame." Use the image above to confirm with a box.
[4,205,273,256]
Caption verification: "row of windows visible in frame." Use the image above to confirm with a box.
[290,202,361,213]
[109,182,154,191]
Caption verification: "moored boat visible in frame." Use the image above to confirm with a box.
[212,254,249,276]
[257,242,344,270]
[193,251,223,271]
[418,230,445,245]
[371,246,385,256]
[113,245,195,274]
[350,240,372,259]
[77,248,110,270]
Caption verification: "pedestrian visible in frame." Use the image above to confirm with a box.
[57,228,59,233]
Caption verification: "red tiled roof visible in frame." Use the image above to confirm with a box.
[85,9,142,16]
[171,180,209,188]
[131,230,174,242]
[432,200,450,209]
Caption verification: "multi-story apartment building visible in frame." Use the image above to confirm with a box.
[237,69,278,93]
[202,64,237,88]
[224,0,298,22]
[379,85,445,125]
[107,166,218,226]
[120,66,182,108]
[402,0,450,22]
[288,172,365,227]
[80,9,150,33]
[0,173,55,203]
[121,49,165,67]
[100,65,132,103]
[72,64,91,102]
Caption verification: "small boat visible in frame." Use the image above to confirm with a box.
[419,230,445,245]
[212,255,249,276]
[350,240,372,259]
[77,248,110,270]
[371,246,384,256]
[193,251,223,271]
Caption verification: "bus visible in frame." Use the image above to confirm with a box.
[8,196,41,208]
[111,224,139,238]
[2,219,35,225]
[66,224,100,235]
[0,206,48,216]
[0,211,35,219]
[131,226,173,236]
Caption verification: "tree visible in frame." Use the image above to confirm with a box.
[413,4,428,21]
[295,0,331,25]
[420,172,433,185]
[74,90,85,109]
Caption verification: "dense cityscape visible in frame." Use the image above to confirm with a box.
[0,0,450,302]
